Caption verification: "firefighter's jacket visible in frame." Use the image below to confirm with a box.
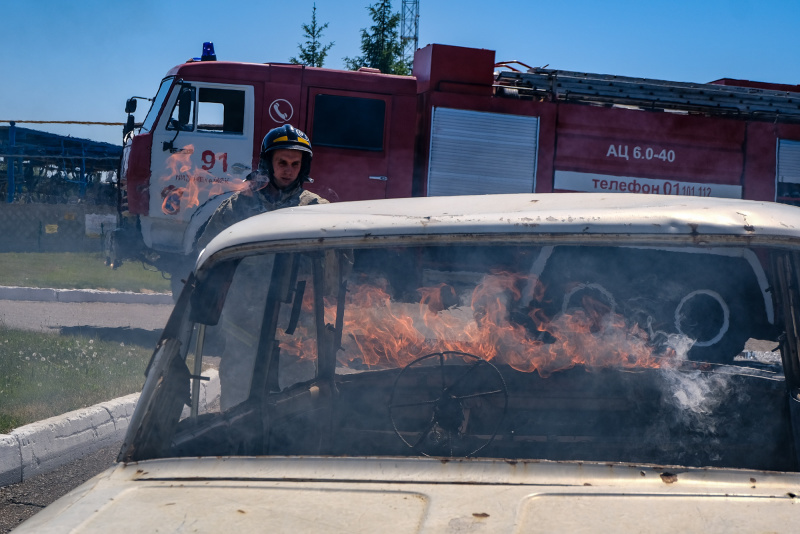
[197,179,328,251]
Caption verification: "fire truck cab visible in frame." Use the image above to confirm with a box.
[119,51,416,280]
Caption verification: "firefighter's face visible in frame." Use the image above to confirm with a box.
[271,149,303,189]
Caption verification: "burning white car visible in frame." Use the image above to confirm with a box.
[18,193,800,532]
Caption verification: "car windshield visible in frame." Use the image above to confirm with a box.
[122,240,795,472]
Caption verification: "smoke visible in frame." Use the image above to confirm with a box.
[656,334,732,429]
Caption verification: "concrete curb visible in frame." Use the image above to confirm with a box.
[0,286,173,305]
[0,370,220,487]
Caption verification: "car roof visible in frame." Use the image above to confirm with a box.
[197,193,800,267]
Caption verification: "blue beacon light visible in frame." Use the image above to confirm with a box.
[201,42,217,61]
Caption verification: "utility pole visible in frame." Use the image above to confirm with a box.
[401,0,419,69]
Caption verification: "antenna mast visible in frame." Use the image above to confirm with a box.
[401,0,419,69]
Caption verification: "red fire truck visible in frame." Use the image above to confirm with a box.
[115,42,800,286]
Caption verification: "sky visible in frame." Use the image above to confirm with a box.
[1,0,798,146]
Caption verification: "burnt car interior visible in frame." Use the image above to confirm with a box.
[122,243,800,473]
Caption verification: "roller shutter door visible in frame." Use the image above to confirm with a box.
[427,107,538,196]
[778,139,800,184]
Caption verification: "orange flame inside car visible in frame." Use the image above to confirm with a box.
[279,272,674,376]
[160,145,248,214]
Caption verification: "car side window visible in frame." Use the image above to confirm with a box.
[202,254,273,410]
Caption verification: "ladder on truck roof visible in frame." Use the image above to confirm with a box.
[496,68,800,121]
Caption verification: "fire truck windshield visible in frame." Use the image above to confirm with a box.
[140,77,174,133]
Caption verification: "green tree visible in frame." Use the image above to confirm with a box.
[289,4,334,67]
[344,0,409,75]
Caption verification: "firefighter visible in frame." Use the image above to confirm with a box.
[197,125,328,410]
[197,124,328,250]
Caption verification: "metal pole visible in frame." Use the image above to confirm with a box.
[79,144,87,197]
[191,324,206,419]
[7,121,15,203]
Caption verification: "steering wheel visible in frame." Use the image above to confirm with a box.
[389,351,508,457]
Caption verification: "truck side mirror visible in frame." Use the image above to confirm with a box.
[163,84,196,151]
[177,87,194,127]
[123,115,136,137]
[125,98,137,114]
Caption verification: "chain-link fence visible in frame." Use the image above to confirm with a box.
[0,125,121,254]
[0,202,116,253]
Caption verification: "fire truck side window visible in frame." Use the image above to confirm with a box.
[312,94,385,151]
[165,86,246,134]
[197,88,245,134]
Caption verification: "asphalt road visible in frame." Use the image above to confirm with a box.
[0,445,119,532]
[0,298,174,350]
[0,300,173,334]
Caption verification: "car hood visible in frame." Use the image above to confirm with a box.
[17,457,800,533]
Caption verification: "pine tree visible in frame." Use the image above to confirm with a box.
[289,4,334,68]
[344,0,410,75]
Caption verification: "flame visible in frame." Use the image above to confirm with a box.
[277,271,676,376]
[160,145,250,214]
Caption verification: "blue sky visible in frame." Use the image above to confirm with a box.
[1,0,798,146]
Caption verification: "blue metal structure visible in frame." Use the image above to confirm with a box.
[0,125,121,203]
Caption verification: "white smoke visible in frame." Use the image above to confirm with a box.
[656,334,741,434]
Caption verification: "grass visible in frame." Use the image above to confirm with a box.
[0,327,153,433]
[0,252,170,293]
